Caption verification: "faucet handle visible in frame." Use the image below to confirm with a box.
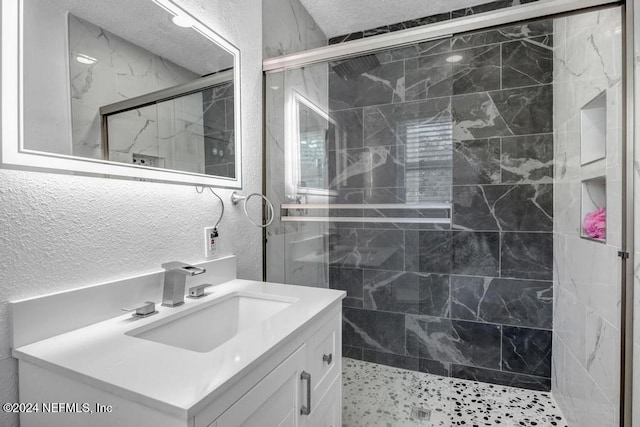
[122,301,158,318]
[188,283,213,299]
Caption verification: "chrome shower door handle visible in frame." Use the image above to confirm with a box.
[300,371,311,416]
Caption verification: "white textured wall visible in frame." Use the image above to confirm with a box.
[0,0,262,425]
[552,7,622,427]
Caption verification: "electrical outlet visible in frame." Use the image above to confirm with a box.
[204,227,219,259]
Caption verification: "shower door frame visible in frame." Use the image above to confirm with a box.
[262,0,634,425]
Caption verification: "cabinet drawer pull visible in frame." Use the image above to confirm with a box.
[322,353,333,365]
[300,371,311,416]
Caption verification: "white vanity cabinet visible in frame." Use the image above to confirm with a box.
[15,281,343,427]
[213,344,307,427]
[202,309,342,427]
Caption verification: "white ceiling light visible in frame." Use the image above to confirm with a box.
[75,53,97,65]
[172,14,195,28]
[445,55,463,63]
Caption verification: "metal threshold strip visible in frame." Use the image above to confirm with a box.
[262,0,619,73]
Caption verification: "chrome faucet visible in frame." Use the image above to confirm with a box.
[161,262,206,307]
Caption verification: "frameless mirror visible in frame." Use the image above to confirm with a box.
[2,0,241,187]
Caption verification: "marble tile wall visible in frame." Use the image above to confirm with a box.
[552,8,622,427]
[203,82,236,178]
[69,14,207,173]
[328,19,555,391]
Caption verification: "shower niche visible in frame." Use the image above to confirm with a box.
[580,92,606,165]
[580,177,606,242]
[579,91,607,242]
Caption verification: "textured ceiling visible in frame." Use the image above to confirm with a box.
[42,0,233,75]
[299,0,496,38]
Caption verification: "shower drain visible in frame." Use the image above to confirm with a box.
[410,406,431,421]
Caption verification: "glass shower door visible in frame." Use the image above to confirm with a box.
[265,7,624,425]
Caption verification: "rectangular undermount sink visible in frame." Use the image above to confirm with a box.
[127,292,295,353]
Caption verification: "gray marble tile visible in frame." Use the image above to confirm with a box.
[417,231,452,274]
[328,145,405,190]
[452,231,500,276]
[452,184,553,232]
[343,345,363,360]
[363,187,406,203]
[406,316,501,369]
[418,358,451,377]
[450,364,551,392]
[452,1,527,18]
[419,274,451,317]
[363,98,451,147]
[328,109,364,150]
[328,148,367,189]
[362,349,419,371]
[451,45,502,95]
[501,134,553,184]
[329,59,404,110]
[404,230,421,272]
[404,59,452,102]
[501,232,553,280]
[451,20,553,51]
[377,39,451,64]
[329,267,363,298]
[453,138,501,185]
[363,270,420,314]
[202,99,227,133]
[491,84,553,136]
[453,85,552,140]
[502,326,552,377]
[450,276,553,329]
[416,231,499,276]
[331,229,405,270]
[343,297,364,308]
[502,37,553,89]
[343,307,406,354]
[452,92,512,140]
[370,145,405,188]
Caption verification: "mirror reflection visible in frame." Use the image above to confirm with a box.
[291,92,336,194]
[23,0,237,178]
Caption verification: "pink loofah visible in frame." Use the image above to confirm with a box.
[583,207,606,239]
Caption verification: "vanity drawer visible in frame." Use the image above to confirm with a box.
[310,375,341,427]
[308,312,341,410]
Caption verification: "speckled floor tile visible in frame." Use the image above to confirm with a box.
[342,358,567,427]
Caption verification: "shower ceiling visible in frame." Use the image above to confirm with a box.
[298,0,496,37]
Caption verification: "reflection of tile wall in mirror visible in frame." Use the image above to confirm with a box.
[20,0,238,184]
[69,15,198,161]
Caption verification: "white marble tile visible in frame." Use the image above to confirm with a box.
[107,106,159,157]
[585,311,620,407]
[554,286,587,367]
[68,14,198,161]
[263,0,327,59]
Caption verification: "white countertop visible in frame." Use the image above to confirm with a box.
[12,280,345,419]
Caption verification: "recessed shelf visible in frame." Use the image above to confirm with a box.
[580,177,606,243]
[580,91,606,166]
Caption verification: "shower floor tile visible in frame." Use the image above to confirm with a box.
[342,358,567,427]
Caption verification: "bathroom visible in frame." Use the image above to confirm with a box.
[0,0,638,425]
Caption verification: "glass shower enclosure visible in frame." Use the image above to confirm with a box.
[265,3,625,426]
